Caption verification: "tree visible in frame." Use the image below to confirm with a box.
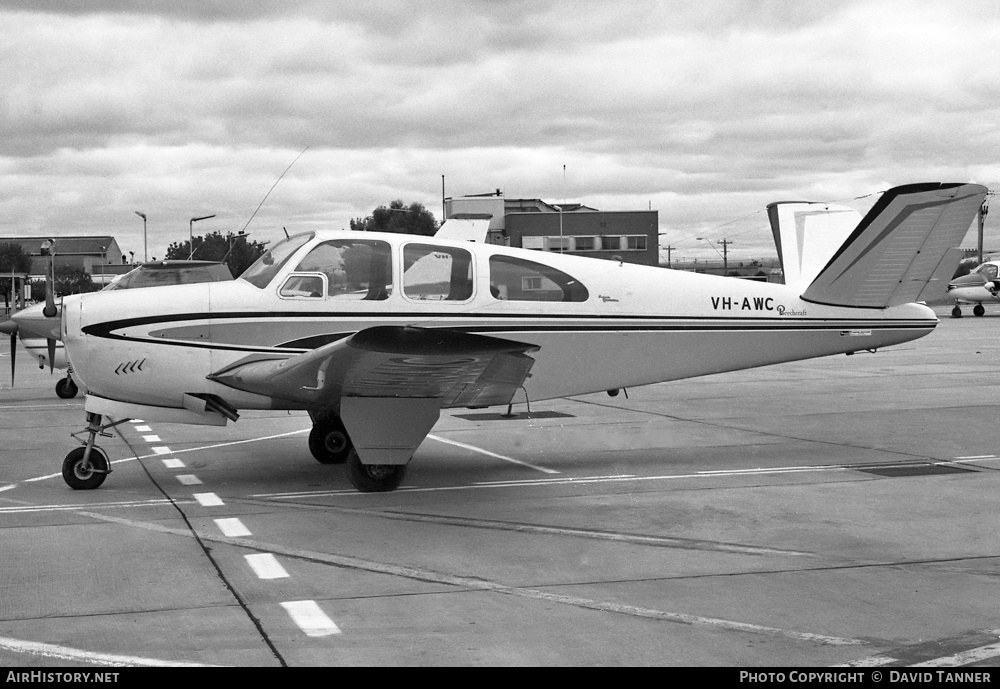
[350,200,438,236]
[165,231,269,277]
[0,242,32,310]
[54,266,98,296]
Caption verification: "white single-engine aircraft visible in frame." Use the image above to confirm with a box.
[946,259,1000,317]
[12,182,987,493]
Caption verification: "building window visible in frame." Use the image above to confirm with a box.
[599,236,621,251]
[573,236,596,251]
[545,236,571,252]
[624,235,647,251]
[489,255,589,302]
[402,243,474,301]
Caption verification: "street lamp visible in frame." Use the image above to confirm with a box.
[134,211,147,262]
[189,214,216,259]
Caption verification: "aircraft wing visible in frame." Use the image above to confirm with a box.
[208,326,538,465]
[801,183,988,308]
[207,326,539,410]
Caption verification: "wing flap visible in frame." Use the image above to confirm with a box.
[800,183,988,308]
[208,326,539,409]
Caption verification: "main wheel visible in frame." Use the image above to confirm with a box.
[973,304,986,317]
[346,450,407,492]
[308,419,353,464]
[62,447,109,490]
[55,377,78,399]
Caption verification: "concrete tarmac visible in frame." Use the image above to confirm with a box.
[1,304,998,667]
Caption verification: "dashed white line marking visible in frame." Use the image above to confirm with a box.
[245,553,290,579]
[130,419,145,423]
[214,518,251,538]
[134,425,152,432]
[280,600,341,637]
[176,474,202,485]
[162,458,185,469]
[192,492,224,507]
[142,435,161,442]
[151,446,172,455]
[83,511,857,646]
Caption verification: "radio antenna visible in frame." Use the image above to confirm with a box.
[221,146,309,266]
[238,145,309,235]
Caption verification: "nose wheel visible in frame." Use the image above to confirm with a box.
[64,412,127,489]
[62,446,109,490]
[55,376,78,399]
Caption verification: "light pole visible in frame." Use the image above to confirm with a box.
[189,214,216,259]
[134,211,147,262]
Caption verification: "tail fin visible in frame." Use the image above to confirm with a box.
[800,183,988,308]
[435,217,493,243]
[767,201,861,289]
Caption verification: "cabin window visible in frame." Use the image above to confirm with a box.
[979,264,998,280]
[279,273,327,299]
[402,243,474,301]
[488,255,589,302]
[294,239,393,300]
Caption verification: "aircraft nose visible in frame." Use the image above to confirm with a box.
[11,302,60,340]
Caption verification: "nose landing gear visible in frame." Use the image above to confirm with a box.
[64,413,128,490]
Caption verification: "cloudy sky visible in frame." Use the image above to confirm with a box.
[2,0,998,265]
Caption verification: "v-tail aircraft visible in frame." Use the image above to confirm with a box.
[11,182,987,493]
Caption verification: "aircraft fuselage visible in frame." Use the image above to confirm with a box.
[60,230,936,416]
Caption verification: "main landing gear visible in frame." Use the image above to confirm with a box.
[308,413,407,492]
[952,304,986,318]
[63,413,126,490]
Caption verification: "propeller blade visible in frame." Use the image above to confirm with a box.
[43,278,56,318]
[8,330,15,387]
[47,338,56,374]
[42,240,57,318]
[0,318,16,388]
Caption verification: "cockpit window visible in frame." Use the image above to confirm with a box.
[488,255,589,302]
[293,239,393,299]
[240,233,313,289]
[978,263,998,280]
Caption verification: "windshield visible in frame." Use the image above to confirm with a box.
[240,233,313,288]
[104,263,232,290]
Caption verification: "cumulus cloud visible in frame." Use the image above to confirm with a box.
[0,0,997,262]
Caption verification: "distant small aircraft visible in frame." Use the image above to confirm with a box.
[10,183,988,493]
[946,260,1000,317]
[1,260,233,398]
